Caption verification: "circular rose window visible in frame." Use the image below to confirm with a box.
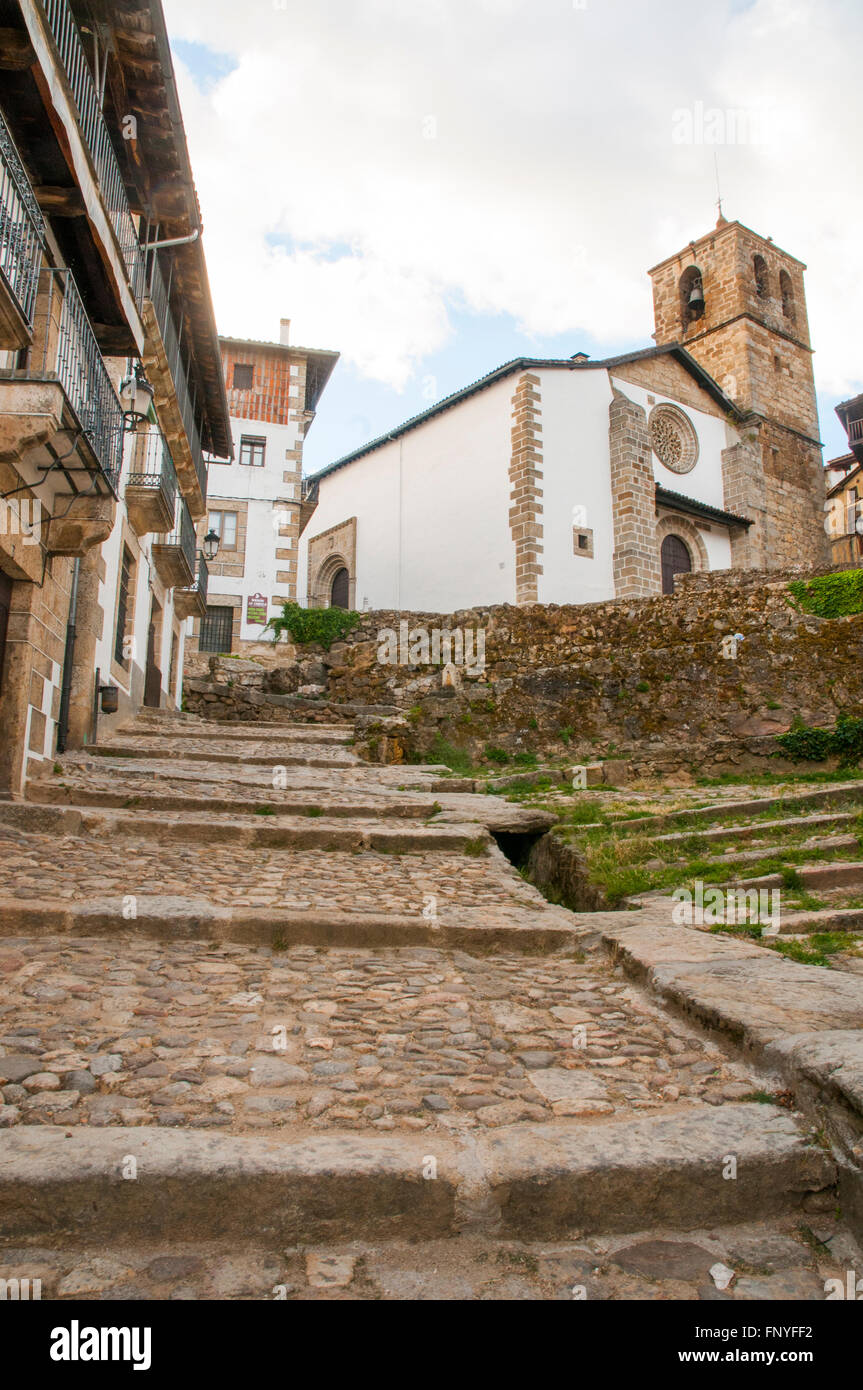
[648,404,699,475]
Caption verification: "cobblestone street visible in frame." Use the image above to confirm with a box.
[1,711,861,1301]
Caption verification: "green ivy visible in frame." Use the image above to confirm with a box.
[787,570,863,618]
[266,601,360,650]
[776,713,863,767]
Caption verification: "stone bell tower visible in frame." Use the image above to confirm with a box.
[648,217,828,569]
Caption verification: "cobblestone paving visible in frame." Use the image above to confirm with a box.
[0,832,518,911]
[4,716,859,1302]
[3,1217,858,1300]
[0,938,762,1135]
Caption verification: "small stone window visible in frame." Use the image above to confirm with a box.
[573,527,594,558]
[779,269,796,322]
[753,254,769,299]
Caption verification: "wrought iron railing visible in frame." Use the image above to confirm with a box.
[39,0,145,304]
[2,267,123,489]
[145,252,207,502]
[163,493,196,578]
[126,427,178,513]
[180,552,209,606]
[0,108,45,328]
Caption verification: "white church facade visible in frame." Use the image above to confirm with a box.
[298,218,827,611]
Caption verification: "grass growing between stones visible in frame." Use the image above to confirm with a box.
[708,923,863,968]
[507,771,863,913]
[696,767,863,788]
[463,837,489,857]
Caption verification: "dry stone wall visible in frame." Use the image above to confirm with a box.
[183,566,863,777]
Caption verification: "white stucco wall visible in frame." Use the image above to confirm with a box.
[699,525,732,570]
[535,368,616,605]
[609,375,736,513]
[300,364,741,612]
[301,375,517,612]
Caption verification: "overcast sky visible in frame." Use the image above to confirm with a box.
[162,0,862,474]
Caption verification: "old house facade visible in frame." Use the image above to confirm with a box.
[298,218,828,613]
[0,0,230,796]
[189,323,338,655]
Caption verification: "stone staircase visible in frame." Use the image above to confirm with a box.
[0,708,861,1300]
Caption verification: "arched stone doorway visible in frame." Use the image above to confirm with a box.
[330,566,350,609]
[660,533,692,594]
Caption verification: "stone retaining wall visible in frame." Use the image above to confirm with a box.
[182,565,863,776]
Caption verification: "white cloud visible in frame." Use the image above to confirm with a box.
[163,0,863,398]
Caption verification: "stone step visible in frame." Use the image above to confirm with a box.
[0,896,577,952]
[25,782,437,819]
[89,744,360,770]
[667,834,860,870]
[0,1105,835,1245]
[24,780,552,833]
[0,801,487,852]
[41,757,478,796]
[608,783,863,835]
[734,860,863,892]
[774,907,863,935]
[115,723,354,746]
[654,809,860,848]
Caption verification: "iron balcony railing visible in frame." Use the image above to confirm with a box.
[0,108,45,328]
[146,252,207,503]
[4,267,123,489]
[127,427,178,514]
[186,553,209,605]
[39,0,145,304]
[164,493,197,578]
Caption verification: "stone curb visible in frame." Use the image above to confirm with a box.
[595,911,863,1228]
[0,1106,834,1245]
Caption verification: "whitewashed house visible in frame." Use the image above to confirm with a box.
[189,324,339,654]
[298,218,827,612]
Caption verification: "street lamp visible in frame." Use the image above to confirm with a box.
[119,370,155,431]
[202,529,220,562]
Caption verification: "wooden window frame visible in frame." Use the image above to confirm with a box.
[239,436,266,468]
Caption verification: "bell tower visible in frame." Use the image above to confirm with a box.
[648,217,828,568]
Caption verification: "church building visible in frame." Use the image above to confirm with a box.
[298,217,828,612]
